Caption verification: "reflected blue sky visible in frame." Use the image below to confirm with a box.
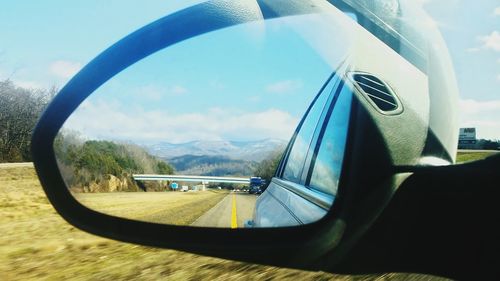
[88,16,332,117]
[57,10,355,143]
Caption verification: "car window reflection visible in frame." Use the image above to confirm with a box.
[308,85,352,196]
[282,76,337,183]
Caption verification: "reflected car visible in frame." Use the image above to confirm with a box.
[248,186,262,195]
[251,69,351,227]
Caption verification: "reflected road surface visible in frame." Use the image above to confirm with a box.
[192,191,257,228]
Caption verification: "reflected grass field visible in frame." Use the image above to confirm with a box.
[74,189,228,225]
[1,165,449,280]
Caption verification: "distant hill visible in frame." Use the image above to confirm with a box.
[145,139,287,162]
[168,154,257,176]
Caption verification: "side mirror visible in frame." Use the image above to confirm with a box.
[34,0,361,250]
[30,0,430,266]
[31,0,500,279]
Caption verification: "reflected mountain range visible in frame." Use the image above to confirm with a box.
[142,139,287,177]
[144,139,287,162]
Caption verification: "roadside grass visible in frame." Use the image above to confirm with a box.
[74,190,228,225]
[0,166,450,280]
[456,151,499,163]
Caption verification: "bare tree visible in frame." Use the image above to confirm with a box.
[0,80,57,162]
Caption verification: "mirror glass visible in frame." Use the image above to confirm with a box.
[54,12,356,228]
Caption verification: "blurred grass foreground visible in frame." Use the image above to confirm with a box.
[0,163,463,280]
[456,150,498,163]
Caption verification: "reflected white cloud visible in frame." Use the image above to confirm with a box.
[170,85,188,96]
[265,79,302,94]
[64,99,297,143]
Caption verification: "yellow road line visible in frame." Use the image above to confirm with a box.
[231,193,238,229]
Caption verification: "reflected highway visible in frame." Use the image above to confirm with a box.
[191,191,258,228]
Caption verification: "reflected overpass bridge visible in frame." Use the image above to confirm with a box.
[132,174,252,184]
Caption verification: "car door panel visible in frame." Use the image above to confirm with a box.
[253,184,300,227]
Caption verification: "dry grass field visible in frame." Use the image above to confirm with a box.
[0,165,450,280]
[456,150,499,163]
[74,190,228,225]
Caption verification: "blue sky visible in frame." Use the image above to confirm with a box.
[0,0,499,141]
[421,0,500,140]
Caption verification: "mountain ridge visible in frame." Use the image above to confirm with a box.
[167,154,257,176]
[144,138,287,162]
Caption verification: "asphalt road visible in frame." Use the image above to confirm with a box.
[191,191,258,228]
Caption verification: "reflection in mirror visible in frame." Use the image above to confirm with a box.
[54,12,356,228]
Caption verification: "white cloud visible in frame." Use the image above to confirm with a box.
[415,0,461,9]
[478,31,500,52]
[134,84,188,100]
[459,98,500,114]
[135,85,164,101]
[466,47,481,53]
[0,66,47,89]
[14,79,43,89]
[459,98,500,139]
[209,80,226,90]
[494,7,500,16]
[50,60,82,79]
[265,79,302,94]
[247,95,261,103]
[415,0,432,5]
[170,85,188,96]
[63,99,297,143]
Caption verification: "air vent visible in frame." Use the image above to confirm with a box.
[350,73,400,113]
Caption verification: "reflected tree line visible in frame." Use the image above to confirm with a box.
[54,133,174,193]
[54,130,284,194]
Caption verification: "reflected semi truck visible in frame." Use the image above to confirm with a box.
[248,177,264,194]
